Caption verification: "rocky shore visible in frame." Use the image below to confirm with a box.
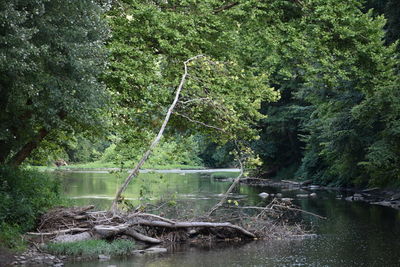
[240,178,400,210]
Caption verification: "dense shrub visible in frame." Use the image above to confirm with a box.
[0,166,63,248]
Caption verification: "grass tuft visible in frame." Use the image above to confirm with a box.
[45,239,135,257]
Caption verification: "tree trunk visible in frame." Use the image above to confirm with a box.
[9,128,49,166]
[111,55,203,211]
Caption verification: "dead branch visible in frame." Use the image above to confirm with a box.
[124,229,162,244]
[270,204,327,220]
[208,157,244,216]
[173,111,226,132]
[131,213,176,224]
[214,2,239,13]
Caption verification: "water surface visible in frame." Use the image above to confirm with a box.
[57,170,400,266]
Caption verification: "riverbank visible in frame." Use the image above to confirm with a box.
[240,178,400,210]
[28,163,206,172]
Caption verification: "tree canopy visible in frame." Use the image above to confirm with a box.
[0,0,109,165]
[1,0,399,187]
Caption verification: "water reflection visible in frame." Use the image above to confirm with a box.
[57,171,400,266]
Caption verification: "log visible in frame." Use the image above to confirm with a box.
[124,229,162,244]
[94,224,162,244]
[27,228,90,236]
[134,219,256,239]
[93,224,129,238]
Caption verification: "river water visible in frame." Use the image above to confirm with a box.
[56,170,400,266]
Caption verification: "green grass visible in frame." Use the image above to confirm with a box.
[45,239,135,257]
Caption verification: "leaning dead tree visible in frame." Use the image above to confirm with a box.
[111,55,204,211]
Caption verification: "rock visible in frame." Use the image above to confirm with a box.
[53,232,92,243]
[390,193,400,201]
[107,265,117,267]
[258,192,269,198]
[310,193,317,197]
[98,254,111,261]
[276,193,283,198]
[281,198,293,203]
[353,194,364,201]
[345,196,354,201]
[145,247,167,253]
[296,194,309,198]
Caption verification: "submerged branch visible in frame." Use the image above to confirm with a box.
[208,157,244,216]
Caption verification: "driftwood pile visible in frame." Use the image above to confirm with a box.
[27,198,313,245]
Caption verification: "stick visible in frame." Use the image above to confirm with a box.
[208,153,244,216]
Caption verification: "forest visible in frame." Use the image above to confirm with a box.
[1,0,399,187]
[1,0,400,262]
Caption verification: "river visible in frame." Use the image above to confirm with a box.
[55,170,400,266]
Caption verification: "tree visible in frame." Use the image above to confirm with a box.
[103,0,285,164]
[0,0,109,165]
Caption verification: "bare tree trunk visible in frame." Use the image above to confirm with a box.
[111,55,203,211]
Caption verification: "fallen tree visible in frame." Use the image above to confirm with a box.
[27,195,322,247]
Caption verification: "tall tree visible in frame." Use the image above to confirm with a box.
[0,0,109,165]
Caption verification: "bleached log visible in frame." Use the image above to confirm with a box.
[135,220,256,239]
[93,224,129,238]
[27,228,90,236]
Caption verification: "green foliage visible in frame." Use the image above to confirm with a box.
[0,166,62,231]
[0,223,25,251]
[99,135,202,168]
[103,0,279,162]
[0,0,109,164]
[249,0,400,187]
[45,239,135,257]
[0,166,63,248]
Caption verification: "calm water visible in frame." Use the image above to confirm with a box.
[56,170,400,267]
